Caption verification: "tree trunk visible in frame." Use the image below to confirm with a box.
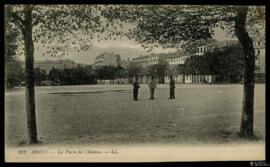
[235,7,255,138]
[22,6,38,144]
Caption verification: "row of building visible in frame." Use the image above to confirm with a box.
[18,38,265,84]
[90,39,265,84]
[130,40,264,69]
[93,52,131,69]
[19,59,88,74]
[129,39,264,84]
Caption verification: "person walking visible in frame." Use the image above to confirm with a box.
[133,76,140,101]
[148,76,157,100]
[169,76,175,99]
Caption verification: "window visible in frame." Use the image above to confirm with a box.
[258,41,260,46]
[257,50,260,55]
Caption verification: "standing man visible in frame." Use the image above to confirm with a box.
[148,76,157,100]
[133,75,140,101]
[169,76,175,99]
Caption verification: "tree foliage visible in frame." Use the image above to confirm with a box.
[101,5,264,51]
[7,5,111,57]
[5,61,25,88]
[34,68,47,84]
[5,20,20,62]
[180,43,245,83]
[147,62,168,83]
[47,66,96,85]
[94,65,126,80]
[5,6,24,88]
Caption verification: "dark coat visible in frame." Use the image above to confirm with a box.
[170,80,175,89]
[133,81,140,91]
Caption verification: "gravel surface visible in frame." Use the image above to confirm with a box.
[5,84,265,146]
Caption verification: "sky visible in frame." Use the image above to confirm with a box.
[17,27,236,65]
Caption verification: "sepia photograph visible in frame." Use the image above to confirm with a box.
[4,4,266,163]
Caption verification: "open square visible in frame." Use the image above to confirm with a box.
[5,84,265,146]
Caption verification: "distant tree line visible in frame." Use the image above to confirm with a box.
[6,44,250,88]
[37,65,96,85]
[5,62,25,88]
[94,65,126,80]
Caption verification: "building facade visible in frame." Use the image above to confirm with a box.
[120,58,131,69]
[20,59,78,74]
[195,39,265,83]
[98,38,265,85]
[194,40,239,56]
[129,40,245,84]
[131,55,150,68]
[164,40,240,84]
[163,52,191,67]
[93,52,121,68]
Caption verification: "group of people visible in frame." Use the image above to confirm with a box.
[132,76,175,101]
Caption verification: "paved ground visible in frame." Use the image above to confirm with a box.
[5,84,265,146]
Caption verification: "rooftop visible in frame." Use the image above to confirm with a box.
[132,55,149,60]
